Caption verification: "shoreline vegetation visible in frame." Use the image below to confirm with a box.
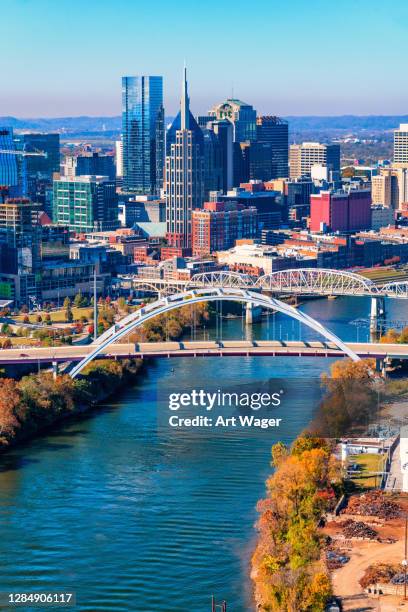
[251,357,408,611]
[251,435,338,611]
[0,303,209,453]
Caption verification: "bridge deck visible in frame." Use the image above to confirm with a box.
[1,341,406,365]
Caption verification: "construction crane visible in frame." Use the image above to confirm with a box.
[0,149,47,158]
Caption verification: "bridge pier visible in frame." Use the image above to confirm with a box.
[52,360,59,380]
[245,303,262,325]
[375,357,388,378]
[370,296,386,338]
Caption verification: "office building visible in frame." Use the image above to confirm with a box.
[219,185,284,229]
[310,189,371,233]
[394,124,408,166]
[0,127,19,196]
[202,128,223,196]
[62,156,77,177]
[256,116,289,178]
[76,152,116,180]
[374,167,408,210]
[371,205,394,230]
[210,120,233,192]
[289,142,340,179]
[209,99,257,143]
[192,201,258,257]
[53,175,119,232]
[0,197,41,304]
[20,133,60,179]
[372,172,392,207]
[122,75,164,194]
[248,142,280,182]
[115,140,123,177]
[165,67,204,249]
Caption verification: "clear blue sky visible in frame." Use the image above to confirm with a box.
[1,0,408,117]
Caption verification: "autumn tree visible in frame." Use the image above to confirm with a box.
[0,379,21,444]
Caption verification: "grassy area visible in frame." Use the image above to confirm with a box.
[348,453,386,490]
[14,307,93,324]
[0,336,40,347]
[358,266,408,284]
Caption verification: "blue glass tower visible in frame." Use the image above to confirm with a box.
[122,76,164,195]
[0,127,19,196]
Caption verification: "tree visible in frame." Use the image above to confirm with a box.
[0,378,21,442]
[64,297,73,323]
[73,292,83,308]
[271,441,288,467]
[1,323,11,336]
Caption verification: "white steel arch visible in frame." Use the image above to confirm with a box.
[187,271,255,289]
[382,281,408,298]
[256,268,378,296]
[70,287,360,378]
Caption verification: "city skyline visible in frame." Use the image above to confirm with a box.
[2,0,408,117]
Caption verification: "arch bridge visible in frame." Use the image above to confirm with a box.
[70,287,360,378]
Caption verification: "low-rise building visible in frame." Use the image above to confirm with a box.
[192,201,258,257]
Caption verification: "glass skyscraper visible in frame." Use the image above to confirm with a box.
[0,127,19,196]
[122,76,164,195]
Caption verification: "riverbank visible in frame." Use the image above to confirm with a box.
[0,302,211,453]
[251,435,338,611]
[0,358,143,453]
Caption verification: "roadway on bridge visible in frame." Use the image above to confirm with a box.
[1,340,408,365]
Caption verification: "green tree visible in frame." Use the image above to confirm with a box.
[64,297,73,323]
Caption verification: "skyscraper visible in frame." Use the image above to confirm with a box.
[165,67,204,249]
[76,152,115,180]
[19,133,60,179]
[122,75,164,194]
[289,142,340,179]
[209,99,257,143]
[0,127,19,196]
[394,124,408,167]
[256,116,289,178]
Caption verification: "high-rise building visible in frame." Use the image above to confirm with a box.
[202,129,223,196]
[19,133,60,179]
[289,143,340,179]
[115,140,123,178]
[310,189,371,233]
[0,197,41,304]
[376,167,408,210]
[394,124,408,166]
[209,99,257,143]
[76,152,116,180]
[53,175,119,232]
[256,116,289,178]
[122,75,164,194]
[210,120,233,192]
[192,201,258,257]
[372,172,392,207]
[0,127,19,196]
[165,67,204,249]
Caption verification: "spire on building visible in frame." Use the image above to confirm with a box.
[180,63,190,130]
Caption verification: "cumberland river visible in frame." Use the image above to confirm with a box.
[0,297,407,611]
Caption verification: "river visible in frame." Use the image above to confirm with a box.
[0,296,407,611]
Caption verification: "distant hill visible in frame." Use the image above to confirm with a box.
[0,116,122,131]
[1,114,407,133]
[284,115,408,131]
